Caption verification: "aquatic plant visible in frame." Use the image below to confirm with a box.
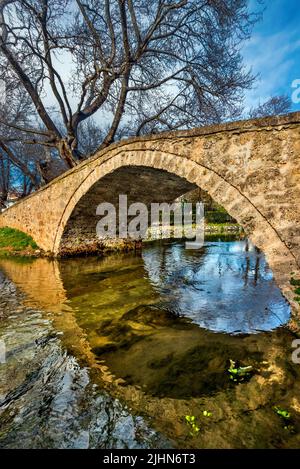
[273,406,291,420]
[290,278,300,302]
[273,406,296,433]
[185,411,212,437]
[290,277,300,287]
[228,359,253,383]
[185,415,200,436]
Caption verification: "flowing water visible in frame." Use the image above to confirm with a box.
[0,238,300,448]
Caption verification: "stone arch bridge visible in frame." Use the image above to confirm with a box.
[1,113,300,316]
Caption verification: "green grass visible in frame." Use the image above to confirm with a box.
[206,222,240,229]
[0,227,38,251]
[205,210,237,224]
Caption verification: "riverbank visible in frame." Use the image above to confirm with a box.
[0,227,42,258]
[0,224,243,258]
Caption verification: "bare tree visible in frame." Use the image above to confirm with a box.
[0,78,65,185]
[77,118,104,156]
[0,149,10,207]
[249,95,291,119]
[0,143,37,208]
[0,0,261,178]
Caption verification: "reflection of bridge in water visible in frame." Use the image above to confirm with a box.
[0,240,291,332]
[0,249,300,448]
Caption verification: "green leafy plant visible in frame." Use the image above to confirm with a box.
[290,277,300,301]
[228,359,253,383]
[185,415,200,436]
[185,411,213,437]
[273,406,296,433]
[273,406,291,420]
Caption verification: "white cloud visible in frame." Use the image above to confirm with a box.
[242,27,300,110]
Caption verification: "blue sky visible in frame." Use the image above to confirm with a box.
[45,0,300,118]
[243,0,300,111]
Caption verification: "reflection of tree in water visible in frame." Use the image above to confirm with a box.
[142,240,290,334]
[254,255,260,287]
[243,256,250,286]
[143,242,207,309]
[242,242,262,288]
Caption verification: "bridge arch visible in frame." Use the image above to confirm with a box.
[55,148,295,281]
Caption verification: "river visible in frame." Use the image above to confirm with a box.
[0,237,300,448]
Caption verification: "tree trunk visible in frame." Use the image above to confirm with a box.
[0,191,8,209]
[37,148,69,184]
[58,138,79,168]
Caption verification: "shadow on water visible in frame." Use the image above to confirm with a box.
[0,238,300,448]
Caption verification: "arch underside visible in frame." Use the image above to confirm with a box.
[56,149,295,266]
[59,165,196,255]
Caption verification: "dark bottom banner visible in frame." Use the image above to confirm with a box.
[1,449,299,466]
